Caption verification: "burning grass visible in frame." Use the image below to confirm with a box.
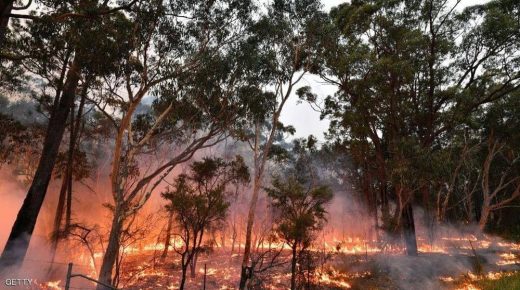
[38,280,62,290]
[475,271,520,290]
[450,271,520,290]
[30,232,520,289]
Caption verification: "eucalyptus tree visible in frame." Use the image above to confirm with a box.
[233,1,326,287]
[160,156,249,290]
[431,92,520,229]
[0,0,139,50]
[82,1,256,288]
[0,0,136,270]
[266,137,333,290]
[467,94,520,230]
[320,0,520,255]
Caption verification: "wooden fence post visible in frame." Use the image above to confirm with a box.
[203,263,207,290]
[64,263,73,290]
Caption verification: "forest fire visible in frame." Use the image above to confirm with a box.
[451,271,520,290]
[24,231,520,289]
[1,0,520,289]
[315,269,352,289]
[497,253,519,266]
[39,280,61,290]
[456,284,480,290]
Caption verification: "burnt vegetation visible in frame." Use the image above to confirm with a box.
[0,0,519,290]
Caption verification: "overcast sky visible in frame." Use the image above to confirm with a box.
[280,0,490,142]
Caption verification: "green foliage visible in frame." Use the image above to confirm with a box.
[477,272,520,290]
[266,140,333,247]
[230,0,325,150]
[267,176,333,246]
[161,156,249,234]
[320,0,520,230]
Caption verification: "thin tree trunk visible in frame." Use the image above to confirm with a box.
[180,254,188,290]
[190,230,204,278]
[63,101,76,232]
[0,57,80,270]
[190,253,197,278]
[421,183,431,224]
[240,120,262,289]
[161,210,174,258]
[231,221,237,254]
[66,86,87,229]
[402,202,418,256]
[65,162,73,230]
[51,106,75,242]
[239,77,295,288]
[48,89,87,270]
[479,200,491,231]
[97,207,124,290]
[290,243,298,290]
[47,175,68,274]
[239,175,261,289]
[52,175,69,241]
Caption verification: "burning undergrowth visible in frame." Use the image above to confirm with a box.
[1,147,520,290]
[26,230,520,290]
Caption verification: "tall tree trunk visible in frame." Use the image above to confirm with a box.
[231,221,237,254]
[380,183,389,219]
[48,89,86,271]
[240,120,262,289]
[161,210,174,259]
[421,183,435,247]
[190,253,197,278]
[421,183,431,223]
[179,254,188,290]
[64,85,87,231]
[52,175,69,240]
[372,186,379,242]
[290,242,298,290]
[190,229,204,278]
[402,202,418,256]
[65,162,73,230]
[47,172,70,273]
[63,102,76,233]
[479,199,491,231]
[97,207,124,290]
[0,57,80,270]
[239,174,261,289]
[0,0,13,46]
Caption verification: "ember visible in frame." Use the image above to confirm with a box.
[39,280,62,290]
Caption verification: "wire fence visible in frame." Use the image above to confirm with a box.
[12,258,100,289]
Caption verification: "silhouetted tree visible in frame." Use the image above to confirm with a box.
[161,156,249,290]
[266,138,333,290]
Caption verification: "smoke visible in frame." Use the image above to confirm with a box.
[373,253,473,289]
[0,167,26,252]
[1,126,519,290]
[0,96,45,126]
[0,167,72,287]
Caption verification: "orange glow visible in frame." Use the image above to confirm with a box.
[39,280,61,290]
